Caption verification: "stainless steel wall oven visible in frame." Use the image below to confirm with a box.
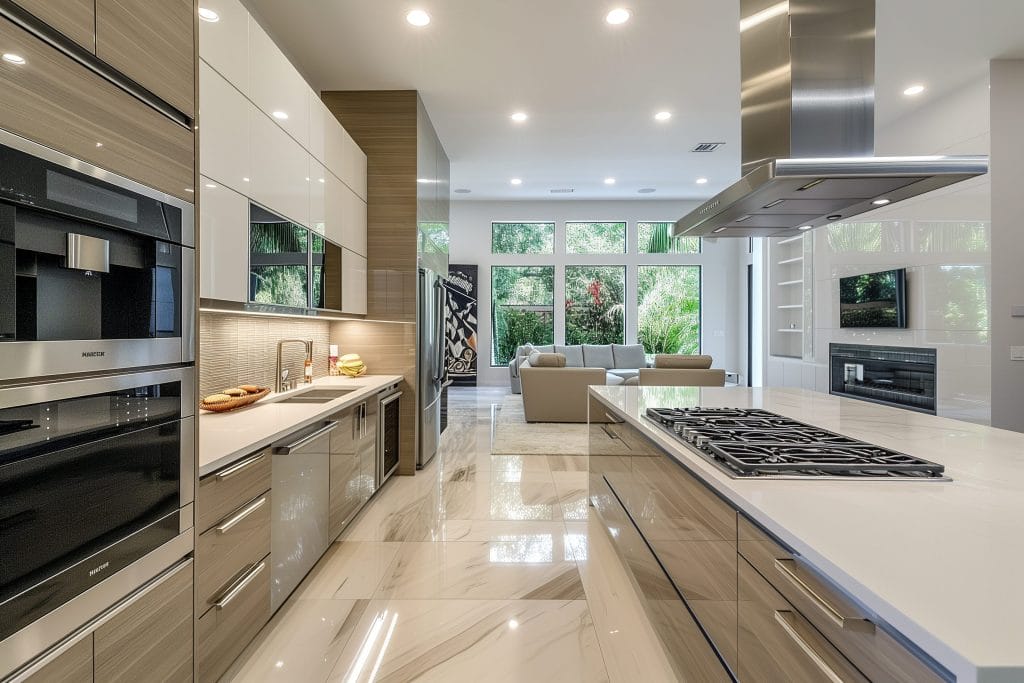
[0,367,194,657]
[0,130,195,382]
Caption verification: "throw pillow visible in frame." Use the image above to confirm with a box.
[582,344,615,369]
[555,345,585,367]
[528,352,566,368]
[612,344,647,369]
[655,354,713,369]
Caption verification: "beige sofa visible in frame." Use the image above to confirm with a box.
[630,354,726,387]
[509,343,648,393]
[520,366,607,422]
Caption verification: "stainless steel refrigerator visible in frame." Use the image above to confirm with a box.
[418,267,447,467]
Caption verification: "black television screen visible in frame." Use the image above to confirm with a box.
[839,269,907,328]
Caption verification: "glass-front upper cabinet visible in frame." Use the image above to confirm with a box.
[249,204,343,311]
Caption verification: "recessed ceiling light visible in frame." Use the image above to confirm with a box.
[205,183,217,189]
[271,110,288,120]
[243,177,250,182]
[510,112,528,123]
[696,177,708,184]
[2,53,26,65]
[654,111,672,122]
[198,7,219,22]
[903,84,925,96]
[638,188,656,194]
[798,224,813,231]
[605,8,632,25]
[510,178,523,186]
[872,198,890,205]
[604,178,616,185]
[713,227,727,234]
[406,9,430,27]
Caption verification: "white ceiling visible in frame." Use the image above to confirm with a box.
[243,0,1024,202]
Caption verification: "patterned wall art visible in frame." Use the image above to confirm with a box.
[446,264,478,385]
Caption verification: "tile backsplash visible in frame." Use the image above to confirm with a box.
[199,312,332,397]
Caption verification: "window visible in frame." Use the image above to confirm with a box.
[420,222,450,253]
[637,222,700,254]
[249,213,309,309]
[565,265,625,345]
[566,222,626,254]
[638,266,701,354]
[492,222,555,254]
[491,266,555,365]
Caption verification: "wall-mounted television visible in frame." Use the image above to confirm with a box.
[839,268,907,328]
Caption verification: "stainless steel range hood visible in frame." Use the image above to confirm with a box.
[674,0,988,238]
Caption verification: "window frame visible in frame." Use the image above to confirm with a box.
[490,221,556,255]
[636,263,703,355]
[565,220,628,255]
[636,221,702,255]
[563,264,628,346]
[489,264,557,367]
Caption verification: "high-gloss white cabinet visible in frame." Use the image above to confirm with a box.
[199,61,251,192]
[309,157,326,236]
[344,132,368,201]
[200,179,249,303]
[197,0,249,94]
[342,249,368,315]
[249,104,309,227]
[248,17,308,148]
[323,170,345,246]
[308,90,329,167]
[342,182,367,256]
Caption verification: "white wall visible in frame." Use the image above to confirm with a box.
[764,77,992,423]
[449,200,745,385]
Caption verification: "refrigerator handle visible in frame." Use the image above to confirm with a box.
[433,279,446,383]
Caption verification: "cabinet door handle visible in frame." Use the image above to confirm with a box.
[774,559,874,633]
[274,421,339,454]
[600,424,620,440]
[215,496,267,534]
[603,411,625,424]
[216,452,265,480]
[213,561,265,610]
[773,610,854,683]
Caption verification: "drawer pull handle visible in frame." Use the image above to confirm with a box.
[213,561,265,610]
[274,421,339,454]
[601,425,620,440]
[775,559,874,633]
[773,610,851,683]
[216,452,266,480]
[604,411,625,424]
[215,496,267,534]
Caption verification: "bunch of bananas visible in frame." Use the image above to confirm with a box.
[337,353,367,377]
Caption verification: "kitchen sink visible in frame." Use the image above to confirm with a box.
[276,388,356,404]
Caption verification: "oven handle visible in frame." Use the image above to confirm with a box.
[274,421,339,454]
[213,561,265,610]
[215,496,267,534]
[774,559,874,633]
[215,451,266,480]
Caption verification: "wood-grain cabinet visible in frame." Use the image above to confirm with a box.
[11,0,96,51]
[329,399,378,540]
[13,560,194,683]
[589,399,951,683]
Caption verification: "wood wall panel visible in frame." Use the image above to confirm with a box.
[0,16,195,200]
[10,0,96,52]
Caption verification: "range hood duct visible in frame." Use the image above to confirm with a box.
[674,0,987,238]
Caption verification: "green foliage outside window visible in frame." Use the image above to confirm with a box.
[638,222,701,254]
[565,266,625,345]
[491,222,555,254]
[491,266,555,365]
[638,266,700,354]
[250,221,309,308]
[566,222,626,254]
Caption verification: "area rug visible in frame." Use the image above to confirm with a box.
[490,395,590,455]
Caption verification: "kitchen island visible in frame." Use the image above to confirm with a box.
[589,385,1024,683]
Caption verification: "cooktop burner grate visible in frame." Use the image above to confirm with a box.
[644,407,947,480]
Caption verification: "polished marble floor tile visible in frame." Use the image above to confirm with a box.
[546,455,591,472]
[294,542,402,600]
[375,541,585,600]
[326,600,609,683]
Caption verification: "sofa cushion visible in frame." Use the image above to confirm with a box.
[655,354,713,369]
[607,369,639,381]
[555,345,584,368]
[623,375,640,386]
[612,344,647,369]
[582,344,614,369]
[528,351,566,368]
[605,373,626,386]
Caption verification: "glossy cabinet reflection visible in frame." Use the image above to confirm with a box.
[199,61,251,191]
[342,249,368,315]
[247,17,308,147]
[329,403,375,539]
[199,179,249,303]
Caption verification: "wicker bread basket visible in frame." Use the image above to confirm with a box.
[199,387,271,413]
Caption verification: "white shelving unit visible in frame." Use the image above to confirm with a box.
[768,233,813,359]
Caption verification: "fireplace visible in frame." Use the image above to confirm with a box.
[829,344,937,414]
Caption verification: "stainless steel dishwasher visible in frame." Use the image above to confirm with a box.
[270,420,337,612]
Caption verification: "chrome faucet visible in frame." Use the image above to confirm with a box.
[276,339,312,393]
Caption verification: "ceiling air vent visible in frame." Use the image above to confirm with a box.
[550,188,574,194]
[692,142,725,153]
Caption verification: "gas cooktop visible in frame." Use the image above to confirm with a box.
[645,407,948,480]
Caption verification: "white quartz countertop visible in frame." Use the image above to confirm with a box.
[199,375,403,477]
[590,385,1024,683]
